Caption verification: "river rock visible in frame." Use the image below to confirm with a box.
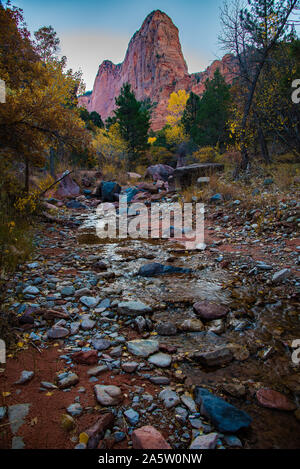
[180,318,204,332]
[14,370,34,385]
[193,301,229,320]
[58,373,79,389]
[159,388,180,408]
[121,362,139,373]
[138,263,192,277]
[117,300,152,316]
[272,269,291,283]
[8,404,31,433]
[148,352,172,368]
[181,394,197,413]
[67,403,83,417]
[124,408,139,426]
[195,387,252,432]
[94,385,122,406]
[47,326,69,339]
[256,389,297,411]
[80,296,99,308]
[92,338,111,351]
[192,347,233,367]
[72,350,98,365]
[189,432,219,449]
[155,322,177,336]
[132,425,171,449]
[127,339,159,357]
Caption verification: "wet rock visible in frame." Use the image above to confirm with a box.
[189,432,219,449]
[256,389,296,411]
[92,261,107,272]
[272,269,291,283]
[195,387,252,432]
[14,370,34,385]
[127,339,159,358]
[118,300,152,316]
[159,388,180,409]
[67,403,83,417]
[132,425,171,449]
[192,347,233,367]
[148,352,172,368]
[221,383,246,398]
[121,362,139,373]
[80,296,99,308]
[58,372,79,389]
[94,385,122,406]
[207,319,225,335]
[47,326,69,339]
[138,263,192,277]
[8,403,31,433]
[124,408,139,426]
[92,338,111,351]
[87,365,108,377]
[193,301,229,320]
[155,322,177,336]
[134,316,147,333]
[180,318,204,332]
[72,350,98,365]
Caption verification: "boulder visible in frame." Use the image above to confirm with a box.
[95,181,121,202]
[145,164,174,182]
[195,387,252,433]
[55,173,80,198]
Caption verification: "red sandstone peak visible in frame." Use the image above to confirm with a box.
[79,10,237,130]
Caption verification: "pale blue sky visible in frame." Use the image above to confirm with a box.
[14,0,228,89]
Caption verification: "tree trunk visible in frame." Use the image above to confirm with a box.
[49,147,56,179]
[25,158,29,193]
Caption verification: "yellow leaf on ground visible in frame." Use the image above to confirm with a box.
[79,432,89,444]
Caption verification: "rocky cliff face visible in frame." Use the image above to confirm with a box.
[79,10,237,130]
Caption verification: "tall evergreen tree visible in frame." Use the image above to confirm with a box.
[182,70,231,147]
[114,83,150,163]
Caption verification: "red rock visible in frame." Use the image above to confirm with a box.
[78,10,238,130]
[72,350,98,365]
[54,173,80,198]
[193,301,229,320]
[132,426,171,449]
[85,413,114,449]
[256,389,297,411]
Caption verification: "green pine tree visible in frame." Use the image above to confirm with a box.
[114,83,150,164]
